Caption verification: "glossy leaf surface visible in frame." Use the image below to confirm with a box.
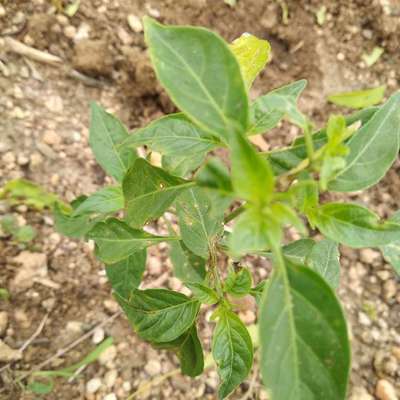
[231,134,275,205]
[329,93,400,192]
[169,240,207,282]
[249,80,307,134]
[328,85,385,109]
[230,33,271,88]
[121,113,218,156]
[87,218,174,263]
[123,158,192,228]
[117,288,200,343]
[144,17,249,141]
[176,187,227,258]
[105,250,146,298]
[72,186,123,216]
[212,308,253,399]
[315,203,400,248]
[380,210,400,275]
[89,102,137,181]
[259,262,350,400]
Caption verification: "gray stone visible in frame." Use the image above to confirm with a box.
[0,340,22,362]
[11,252,48,292]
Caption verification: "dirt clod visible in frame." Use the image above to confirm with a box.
[72,39,113,77]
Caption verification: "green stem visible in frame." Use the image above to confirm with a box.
[224,204,246,224]
[209,243,224,297]
[303,123,315,167]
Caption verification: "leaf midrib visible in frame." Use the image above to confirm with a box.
[150,26,232,132]
[95,109,127,175]
[336,98,399,177]
[126,181,195,206]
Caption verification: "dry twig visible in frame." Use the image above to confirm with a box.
[3,37,104,87]
[15,311,121,382]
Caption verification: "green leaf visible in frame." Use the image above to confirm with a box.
[123,158,193,228]
[212,308,253,399]
[380,210,400,275]
[290,180,319,215]
[105,250,146,298]
[89,102,137,181]
[0,179,64,210]
[176,187,227,258]
[259,262,350,400]
[263,238,341,288]
[169,240,207,283]
[230,33,271,88]
[178,325,204,377]
[362,46,384,67]
[14,225,36,243]
[306,239,340,289]
[229,208,271,257]
[249,280,266,304]
[231,134,275,205]
[315,203,400,248]
[162,152,205,177]
[64,0,80,17]
[186,282,219,304]
[27,380,54,395]
[196,158,233,196]
[328,92,400,192]
[72,186,123,216]
[121,113,219,157]
[265,106,379,175]
[249,80,307,135]
[32,337,114,379]
[0,215,18,235]
[0,288,10,301]
[328,85,385,109]
[381,243,400,276]
[281,239,316,264]
[60,337,114,374]
[87,218,175,263]
[153,325,204,377]
[224,267,252,297]
[116,288,200,343]
[53,200,97,239]
[122,114,218,177]
[143,17,249,141]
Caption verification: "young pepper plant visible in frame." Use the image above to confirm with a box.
[54,17,400,400]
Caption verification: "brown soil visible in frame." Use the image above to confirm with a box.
[0,0,399,399]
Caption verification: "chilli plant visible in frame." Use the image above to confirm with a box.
[54,18,400,400]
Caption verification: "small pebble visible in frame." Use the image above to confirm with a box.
[103,394,117,400]
[86,377,102,394]
[376,379,398,400]
[145,359,161,376]
[92,327,105,344]
[358,312,372,327]
[148,256,162,275]
[43,131,61,147]
[17,154,29,166]
[127,14,143,32]
[2,151,15,165]
[64,25,77,39]
[99,345,117,366]
[360,248,380,264]
[337,52,345,61]
[383,280,397,300]
[169,277,182,291]
[104,369,118,388]
[103,299,119,314]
